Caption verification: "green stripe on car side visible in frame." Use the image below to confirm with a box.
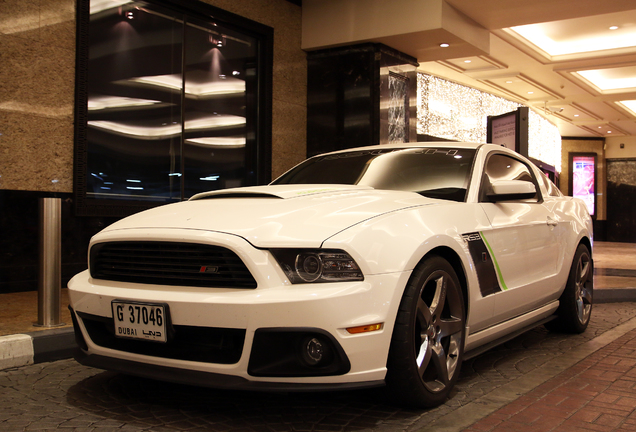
[480,231,508,291]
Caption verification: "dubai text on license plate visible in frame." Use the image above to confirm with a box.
[112,301,167,343]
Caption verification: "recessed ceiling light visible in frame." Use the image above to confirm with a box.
[528,91,534,94]
[464,60,471,63]
[618,100,636,116]
[598,126,602,128]
[440,43,450,48]
[509,13,636,56]
[574,114,580,117]
[608,131,612,133]
[506,80,513,84]
[576,68,636,91]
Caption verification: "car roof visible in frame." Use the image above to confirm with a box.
[316,141,504,156]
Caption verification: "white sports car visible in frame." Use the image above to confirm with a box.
[68,142,593,407]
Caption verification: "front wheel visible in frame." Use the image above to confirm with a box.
[386,255,466,407]
[546,243,593,334]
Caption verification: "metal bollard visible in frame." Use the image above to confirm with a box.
[35,197,65,327]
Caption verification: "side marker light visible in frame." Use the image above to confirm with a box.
[346,323,383,334]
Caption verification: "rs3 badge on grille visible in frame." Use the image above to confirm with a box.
[112,300,168,343]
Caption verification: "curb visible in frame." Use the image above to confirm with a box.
[0,288,634,372]
[594,287,636,303]
[0,327,75,371]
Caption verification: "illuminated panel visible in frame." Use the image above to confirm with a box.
[571,155,596,216]
[417,73,562,171]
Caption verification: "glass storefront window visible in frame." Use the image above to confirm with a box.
[75,0,272,216]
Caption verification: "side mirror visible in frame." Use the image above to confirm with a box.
[487,180,536,202]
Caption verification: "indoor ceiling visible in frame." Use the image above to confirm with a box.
[415,0,636,138]
[302,0,636,138]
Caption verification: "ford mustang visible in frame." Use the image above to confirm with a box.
[68,142,593,407]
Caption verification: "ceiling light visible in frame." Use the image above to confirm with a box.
[618,100,636,116]
[576,67,636,91]
[528,91,534,94]
[509,12,636,56]
[608,131,612,133]
[440,43,449,48]
[574,114,580,117]
[464,60,471,63]
[505,81,513,84]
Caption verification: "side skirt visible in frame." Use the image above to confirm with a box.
[464,301,559,360]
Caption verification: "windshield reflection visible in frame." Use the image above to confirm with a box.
[272,148,476,202]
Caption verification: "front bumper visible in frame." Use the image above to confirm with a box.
[68,265,409,389]
[72,350,385,392]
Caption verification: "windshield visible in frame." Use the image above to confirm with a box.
[272,148,477,202]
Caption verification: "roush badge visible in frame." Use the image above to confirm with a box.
[462,232,482,242]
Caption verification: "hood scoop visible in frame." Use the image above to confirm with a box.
[189,185,374,201]
[191,191,283,201]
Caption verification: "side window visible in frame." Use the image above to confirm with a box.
[480,154,539,202]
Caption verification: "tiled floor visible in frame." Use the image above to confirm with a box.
[462,313,636,432]
[0,241,634,337]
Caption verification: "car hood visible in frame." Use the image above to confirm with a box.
[99,185,435,248]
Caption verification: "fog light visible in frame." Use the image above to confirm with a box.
[302,337,324,365]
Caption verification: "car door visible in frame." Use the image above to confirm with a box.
[477,152,566,323]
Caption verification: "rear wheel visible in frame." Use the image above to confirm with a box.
[386,255,465,407]
[546,243,593,333]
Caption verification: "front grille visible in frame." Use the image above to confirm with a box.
[77,311,245,364]
[90,241,257,289]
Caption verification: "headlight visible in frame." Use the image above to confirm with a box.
[270,249,364,284]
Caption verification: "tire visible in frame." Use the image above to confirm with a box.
[386,255,466,407]
[545,243,593,334]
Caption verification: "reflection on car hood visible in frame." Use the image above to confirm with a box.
[100,185,435,247]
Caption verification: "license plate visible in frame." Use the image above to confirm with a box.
[112,301,168,343]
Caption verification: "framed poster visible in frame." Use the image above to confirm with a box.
[569,153,597,218]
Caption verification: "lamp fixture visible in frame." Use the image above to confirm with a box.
[440,43,449,48]
[209,34,226,47]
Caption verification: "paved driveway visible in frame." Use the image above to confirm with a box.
[2,303,636,432]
